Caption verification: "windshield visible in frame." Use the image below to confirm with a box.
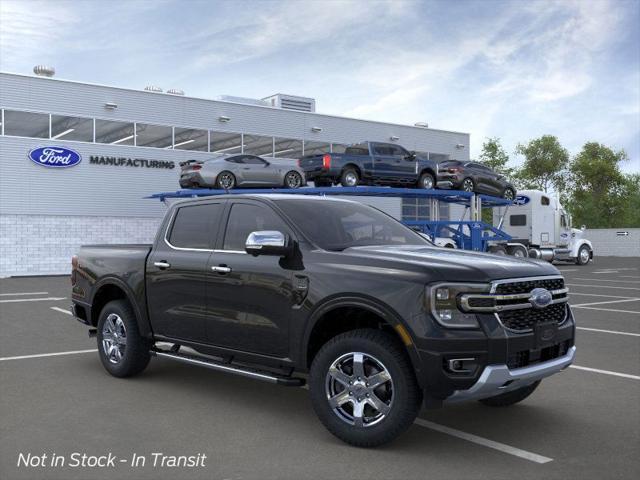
[274,199,432,251]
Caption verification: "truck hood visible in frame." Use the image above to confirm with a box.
[343,245,560,283]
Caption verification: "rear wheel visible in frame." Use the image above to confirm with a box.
[284,171,303,189]
[340,168,359,187]
[461,177,475,192]
[216,171,236,189]
[479,380,541,407]
[309,329,422,447]
[417,172,435,189]
[97,300,151,378]
[507,244,528,258]
[503,187,515,201]
[576,245,591,265]
[489,245,507,256]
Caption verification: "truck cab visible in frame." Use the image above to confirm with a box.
[493,189,593,265]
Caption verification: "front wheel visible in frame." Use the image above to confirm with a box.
[417,172,435,189]
[97,300,151,378]
[479,380,541,407]
[284,171,303,189]
[309,329,423,447]
[576,245,591,265]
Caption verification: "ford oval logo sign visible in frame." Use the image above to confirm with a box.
[28,146,82,168]
[529,288,553,309]
[514,195,530,206]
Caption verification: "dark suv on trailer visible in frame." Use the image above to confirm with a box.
[71,195,575,447]
[437,160,516,199]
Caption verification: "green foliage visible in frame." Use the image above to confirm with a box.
[565,142,636,228]
[515,135,569,193]
[479,137,513,177]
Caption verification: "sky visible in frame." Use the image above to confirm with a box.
[1,0,639,173]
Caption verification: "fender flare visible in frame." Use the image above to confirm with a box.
[91,276,153,338]
[571,239,593,258]
[299,294,424,382]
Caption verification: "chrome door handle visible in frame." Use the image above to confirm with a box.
[154,261,171,269]
[211,266,232,273]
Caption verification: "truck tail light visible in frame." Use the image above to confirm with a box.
[322,154,331,169]
[71,255,78,285]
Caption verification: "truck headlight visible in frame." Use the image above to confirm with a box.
[428,283,491,328]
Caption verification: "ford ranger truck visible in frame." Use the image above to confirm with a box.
[298,141,443,189]
[71,194,576,447]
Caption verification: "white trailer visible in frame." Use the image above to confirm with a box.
[492,190,594,265]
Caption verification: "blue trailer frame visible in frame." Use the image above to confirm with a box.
[148,186,513,252]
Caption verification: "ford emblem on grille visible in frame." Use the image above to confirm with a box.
[529,288,553,309]
[28,146,82,168]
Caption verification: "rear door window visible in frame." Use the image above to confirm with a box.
[223,203,289,251]
[168,203,224,249]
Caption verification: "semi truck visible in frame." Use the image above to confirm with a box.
[492,190,594,265]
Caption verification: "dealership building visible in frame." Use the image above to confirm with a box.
[0,70,470,277]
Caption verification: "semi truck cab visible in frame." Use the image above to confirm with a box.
[493,189,594,265]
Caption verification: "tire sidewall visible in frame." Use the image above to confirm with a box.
[340,169,359,187]
[309,331,419,445]
[285,171,303,189]
[97,300,149,377]
[216,171,236,189]
[419,173,434,189]
[462,178,474,192]
[577,245,590,265]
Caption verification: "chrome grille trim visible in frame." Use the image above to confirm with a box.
[460,288,569,313]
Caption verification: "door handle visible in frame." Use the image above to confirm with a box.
[211,265,232,274]
[154,261,171,269]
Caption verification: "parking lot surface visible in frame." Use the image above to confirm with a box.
[1,257,639,480]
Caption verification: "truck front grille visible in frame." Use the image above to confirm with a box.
[499,303,567,331]
[459,276,569,332]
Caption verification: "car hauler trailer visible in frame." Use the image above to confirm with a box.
[149,186,513,254]
[492,190,594,265]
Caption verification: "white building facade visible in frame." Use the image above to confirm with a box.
[0,72,470,276]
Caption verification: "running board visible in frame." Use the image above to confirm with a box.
[150,349,305,387]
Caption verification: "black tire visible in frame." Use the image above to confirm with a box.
[507,244,528,258]
[461,177,475,192]
[503,187,515,201]
[284,171,303,189]
[576,245,591,265]
[417,172,435,190]
[309,329,423,447]
[479,380,541,407]
[216,171,236,189]
[97,300,151,378]
[340,168,359,187]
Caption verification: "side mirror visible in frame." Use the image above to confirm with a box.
[581,225,586,231]
[405,151,416,160]
[245,231,291,257]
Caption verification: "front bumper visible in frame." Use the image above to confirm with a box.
[446,345,576,403]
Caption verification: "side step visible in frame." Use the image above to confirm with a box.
[150,349,305,387]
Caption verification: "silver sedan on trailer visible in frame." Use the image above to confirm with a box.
[179,154,307,189]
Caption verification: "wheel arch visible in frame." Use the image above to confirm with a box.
[301,295,424,385]
[342,163,362,177]
[419,167,436,179]
[90,277,152,338]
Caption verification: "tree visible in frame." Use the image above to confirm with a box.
[566,142,633,228]
[479,137,513,176]
[515,135,569,193]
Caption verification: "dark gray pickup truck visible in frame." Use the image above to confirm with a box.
[72,194,576,447]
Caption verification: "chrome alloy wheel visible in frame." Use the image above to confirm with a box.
[102,313,127,364]
[344,172,358,186]
[218,172,235,189]
[285,171,302,188]
[504,188,515,200]
[462,178,474,192]
[580,246,590,264]
[421,175,434,189]
[325,352,394,428]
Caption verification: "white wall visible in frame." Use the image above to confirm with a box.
[586,228,640,257]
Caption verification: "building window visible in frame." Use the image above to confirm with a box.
[273,137,303,159]
[135,123,173,149]
[173,127,208,151]
[210,131,243,154]
[3,110,49,138]
[51,114,94,142]
[95,119,135,145]
[244,134,274,156]
[304,140,330,156]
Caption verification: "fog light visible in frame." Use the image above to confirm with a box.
[447,357,477,373]
[436,288,450,301]
[438,309,452,321]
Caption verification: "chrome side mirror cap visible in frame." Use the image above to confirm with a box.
[245,231,291,257]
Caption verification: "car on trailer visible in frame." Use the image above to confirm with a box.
[179,154,306,189]
[437,160,516,200]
